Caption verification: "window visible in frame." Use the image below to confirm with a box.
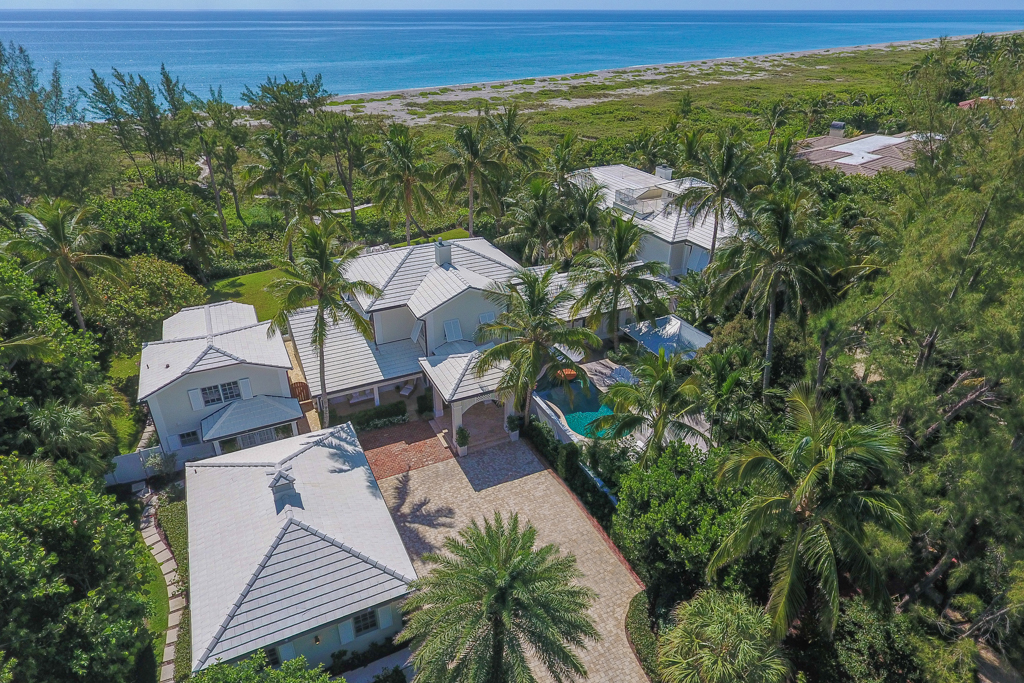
[264,647,281,667]
[239,427,276,449]
[200,381,242,407]
[274,424,294,440]
[201,385,223,406]
[479,311,495,325]
[352,608,378,636]
[220,381,242,402]
[179,431,200,447]
[219,437,241,454]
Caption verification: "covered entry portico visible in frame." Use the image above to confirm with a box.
[418,351,514,454]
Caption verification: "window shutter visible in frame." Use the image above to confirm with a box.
[239,378,253,400]
[479,311,495,325]
[167,434,180,451]
[278,642,296,661]
[376,605,393,630]
[444,319,463,342]
[338,620,355,644]
[188,388,204,411]
[410,319,424,343]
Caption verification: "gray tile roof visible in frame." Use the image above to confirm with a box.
[623,314,712,360]
[343,238,519,313]
[418,351,507,403]
[286,307,423,398]
[138,321,292,400]
[200,395,304,442]
[406,263,495,318]
[186,424,417,672]
[163,301,258,340]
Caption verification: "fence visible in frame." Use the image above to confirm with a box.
[104,446,173,486]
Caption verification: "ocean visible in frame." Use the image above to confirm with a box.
[2,10,1023,102]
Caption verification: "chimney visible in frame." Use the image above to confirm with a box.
[655,165,673,180]
[829,121,846,138]
[435,239,452,267]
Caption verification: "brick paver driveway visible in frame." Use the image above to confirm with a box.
[378,441,647,682]
[361,421,453,480]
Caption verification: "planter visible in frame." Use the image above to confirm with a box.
[508,429,520,442]
[457,444,468,457]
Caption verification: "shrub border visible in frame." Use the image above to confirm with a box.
[626,591,660,683]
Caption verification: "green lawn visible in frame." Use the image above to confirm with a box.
[134,536,169,683]
[398,227,471,247]
[207,268,284,322]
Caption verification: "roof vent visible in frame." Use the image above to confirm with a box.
[829,121,846,138]
[655,165,673,180]
[267,467,296,489]
[435,239,452,267]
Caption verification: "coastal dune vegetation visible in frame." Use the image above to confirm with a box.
[2,31,1024,683]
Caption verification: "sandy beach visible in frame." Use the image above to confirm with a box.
[326,31,1016,124]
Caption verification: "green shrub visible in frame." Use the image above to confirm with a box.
[416,392,434,415]
[356,415,409,432]
[157,499,189,591]
[328,636,404,675]
[456,425,470,447]
[506,414,522,432]
[626,592,661,683]
[372,666,407,683]
[345,400,407,430]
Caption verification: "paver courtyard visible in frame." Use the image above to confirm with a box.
[378,440,647,683]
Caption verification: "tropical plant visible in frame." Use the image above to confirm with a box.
[659,590,789,683]
[244,129,294,227]
[485,104,539,168]
[399,512,599,683]
[707,383,910,639]
[23,386,123,477]
[281,162,343,259]
[311,110,365,226]
[174,200,231,284]
[690,346,765,444]
[570,216,669,350]
[674,128,756,260]
[672,270,717,331]
[4,198,121,330]
[626,130,667,173]
[498,178,561,263]
[476,267,599,417]
[267,221,381,427]
[713,187,838,392]
[546,132,580,187]
[191,651,330,683]
[437,122,504,237]
[591,350,704,469]
[559,181,607,256]
[364,123,438,245]
[757,100,790,148]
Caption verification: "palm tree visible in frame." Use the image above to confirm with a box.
[590,350,704,469]
[546,132,580,188]
[485,104,539,168]
[626,130,666,173]
[754,137,810,192]
[281,163,343,260]
[364,123,438,246]
[174,200,231,284]
[675,128,755,261]
[757,100,790,148]
[244,129,293,227]
[498,178,561,264]
[659,590,789,683]
[672,270,717,331]
[476,267,599,418]
[707,383,910,639]
[399,512,599,683]
[312,110,365,226]
[0,293,57,366]
[560,181,607,256]
[4,198,121,331]
[267,221,381,427]
[690,346,764,444]
[714,187,837,392]
[570,216,669,351]
[437,122,504,237]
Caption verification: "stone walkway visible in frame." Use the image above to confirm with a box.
[361,421,453,480]
[141,495,187,683]
[378,441,647,682]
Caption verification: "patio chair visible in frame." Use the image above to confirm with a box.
[349,390,374,405]
[399,379,417,397]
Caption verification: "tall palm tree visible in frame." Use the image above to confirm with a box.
[281,163,343,260]
[626,130,666,174]
[714,187,837,392]
[546,132,580,188]
[364,123,438,246]
[399,512,599,683]
[498,178,561,264]
[757,100,790,148]
[570,216,669,351]
[707,383,910,639]
[174,200,231,284]
[312,110,365,226]
[485,104,539,168]
[559,181,607,257]
[437,122,504,237]
[754,137,810,192]
[244,129,293,227]
[676,128,756,260]
[690,346,764,445]
[659,590,789,683]
[476,267,599,418]
[4,198,121,330]
[590,350,704,469]
[267,221,381,427]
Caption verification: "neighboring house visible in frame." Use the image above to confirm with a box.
[568,164,738,276]
[186,424,417,674]
[796,131,919,176]
[138,301,303,461]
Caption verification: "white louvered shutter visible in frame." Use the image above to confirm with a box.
[338,620,355,644]
[188,388,203,411]
[479,311,495,325]
[411,319,424,343]
[444,319,463,342]
[239,378,253,400]
[166,434,180,451]
[376,605,393,630]
[278,642,296,661]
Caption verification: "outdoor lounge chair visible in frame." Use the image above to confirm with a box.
[399,379,416,397]
[349,390,374,405]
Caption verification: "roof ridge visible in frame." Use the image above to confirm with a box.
[190,424,353,469]
[450,240,517,272]
[146,320,270,345]
[290,519,415,584]
[366,248,414,308]
[447,351,480,403]
[182,344,244,376]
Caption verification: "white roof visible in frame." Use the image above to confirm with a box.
[187,425,417,671]
[569,165,738,250]
[825,135,912,166]
[343,238,519,313]
[163,301,258,340]
[406,263,495,318]
[138,319,292,400]
[287,306,422,398]
[418,350,507,404]
[623,314,712,360]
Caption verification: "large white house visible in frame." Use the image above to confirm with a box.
[186,424,417,673]
[568,164,738,276]
[138,301,303,461]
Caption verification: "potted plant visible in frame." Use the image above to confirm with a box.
[455,425,470,457]
[506,414,521,442]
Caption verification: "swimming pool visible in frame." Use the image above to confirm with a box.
[536,381,612,438]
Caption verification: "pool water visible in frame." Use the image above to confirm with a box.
[537,381,612,438]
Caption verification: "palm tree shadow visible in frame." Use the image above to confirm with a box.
[387,471,457,557]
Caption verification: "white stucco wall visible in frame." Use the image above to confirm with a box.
[373,307,418,345]
[149,365,291,460]
[279,601,403,671]
[638,233,672,271]
[426,291,501,353]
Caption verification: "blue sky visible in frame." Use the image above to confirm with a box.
[2,1,1021,9]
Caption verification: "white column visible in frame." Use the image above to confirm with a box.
[373,385,380,407]
[452,400,465,433]
[433,385,444,418]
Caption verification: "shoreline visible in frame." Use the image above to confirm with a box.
[326,30,1018,123]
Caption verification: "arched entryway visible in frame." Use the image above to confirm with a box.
[444,399,510,454]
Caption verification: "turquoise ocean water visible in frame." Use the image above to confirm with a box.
[2,11,1023,102]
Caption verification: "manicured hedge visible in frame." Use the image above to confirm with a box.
[157,499,189,590]
[416,392,434,415]
[521,417,616,529]
[626,591,661,682]
[346,400,407,430]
